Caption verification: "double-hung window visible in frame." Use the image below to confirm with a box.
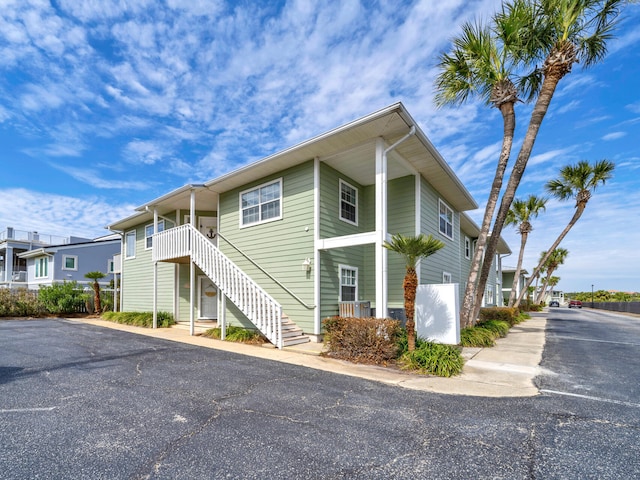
[145,219,173,249]
[125,231,136,259]
[62,255,78,271]
[464,236,471,259]
[443,271,452,283]
[240,179,282,227]
[438,199,454,240]
[339,265,358,302]
[35,257,48,278]
[339,180,358,225]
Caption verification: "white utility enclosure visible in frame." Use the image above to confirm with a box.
[415,283,460,344]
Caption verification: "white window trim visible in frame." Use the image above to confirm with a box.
[145,219,168,250]
[239,178,283,228]
[464,236,471,259]
[125,230,136,259]
[438,199,454,240]
[443,271,452,283]
[339,179,358,226]
[35,257,48,278]
[107,259,115,274]
[62,254,78,271]
[338,264,358,302]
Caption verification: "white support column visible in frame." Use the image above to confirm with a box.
[313,156,321,336]
[375,138,388,319]
[220,294,226,341]
[189,189,197,336]
[153,207,158,329]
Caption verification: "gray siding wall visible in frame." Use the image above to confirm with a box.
[218,160,316,332]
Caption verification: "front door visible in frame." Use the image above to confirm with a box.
[198,276,218,320]
[198,216,217,245]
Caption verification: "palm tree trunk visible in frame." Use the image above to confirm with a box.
[460,101,515,328]
[93,281,101,314]
[472,74,562,322]
[508,231,528,307]
[404,267,418,351]
[535,268,553,304]
[515,204,586,307]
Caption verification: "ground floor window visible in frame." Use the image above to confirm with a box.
[339,265,357,302]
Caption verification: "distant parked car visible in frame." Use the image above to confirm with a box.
[568,300,582,308]
[549,300,560,307]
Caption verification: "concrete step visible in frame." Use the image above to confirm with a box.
[282,335,310,347]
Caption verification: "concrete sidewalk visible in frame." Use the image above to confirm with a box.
[75,313,547,398]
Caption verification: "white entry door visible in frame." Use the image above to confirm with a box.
[198,276,218,320]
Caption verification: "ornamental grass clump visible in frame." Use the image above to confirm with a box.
[460,325,497,347]
[202,325,267,344]
[101,311,175,328]
[399,341,464,377]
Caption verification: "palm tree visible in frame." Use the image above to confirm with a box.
[383,233,445,351]
[515,159,614,306]
[85,271,106,314]
[505,194,547,306]
[435,3,537,328]
[543,275,561,303]
[535,249,568,304]
[472,0,624,323]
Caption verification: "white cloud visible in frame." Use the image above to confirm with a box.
[602,131,627,141]
[0,188,136,238]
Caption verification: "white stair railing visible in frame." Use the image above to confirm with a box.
[154,224,283,348]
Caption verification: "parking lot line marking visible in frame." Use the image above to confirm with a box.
[540,389,640,408]
[550,335,640,347]
[0,407,57,413]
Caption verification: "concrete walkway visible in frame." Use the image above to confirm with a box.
[75,313,547,398]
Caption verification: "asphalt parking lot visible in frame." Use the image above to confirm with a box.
[1,314,639,479]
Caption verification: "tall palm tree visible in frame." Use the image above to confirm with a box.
[515,159,615,306]
[435,3,540,328]
[505,194,547,306]
[535,249,568,304]
[472,0,624,323]
[383,233,445,351]
[85,270,106,314]
[543,275,561,303]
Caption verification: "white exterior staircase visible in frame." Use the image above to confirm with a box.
[153,224,309,348]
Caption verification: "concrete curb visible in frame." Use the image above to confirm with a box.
[71,313,547,398]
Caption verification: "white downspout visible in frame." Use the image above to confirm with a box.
[375,126,416,318]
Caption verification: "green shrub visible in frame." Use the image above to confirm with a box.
[399,342,464,377]
[0,288,44,317]
[322,316,402,364]
[101,311,175,328]
[202,325,267,344]
[460,326,497,347]
[38,281,87,314]
[476,319,510,337]
[479,306,520,326]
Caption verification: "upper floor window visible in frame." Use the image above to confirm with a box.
[339,179,358,225]
[439,199,454,240]
[35,257,48,278]
[125,230,136,259]
[464,236,471,259]
[108,259,115,274]
[240,179,282,227]
[145,219,172,249]
[62,255,77,271]
[339,265,358,302]
[443,271,452,283]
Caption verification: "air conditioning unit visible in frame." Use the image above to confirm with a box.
[339,301,371,318]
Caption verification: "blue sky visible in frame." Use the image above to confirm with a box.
[1,0,639,293]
